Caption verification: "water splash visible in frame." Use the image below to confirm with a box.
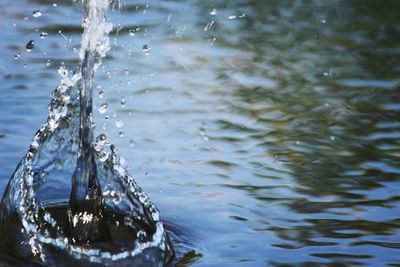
[0,0,174,265]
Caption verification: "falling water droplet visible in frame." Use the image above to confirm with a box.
[14,53,21,60]
[98,103,108,114]
[210,9,217,16]
[115,120,124,128]
[124,69,130,75]
[26,40,35,52]
[142,44,150,55]
[228,15,236,20]
[52,3,58,7]
[40,32,48,39]
[120,97,126,107]
[321,19,327,24]
[32,10,42,18]
[129,139,135,147]
[57,66,68,77]
[97,86,104,98]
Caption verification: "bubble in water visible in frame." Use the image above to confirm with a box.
[115,120,124,128]
[210,9,217,16]
[26,40,35,52]
[120,97,126,107]
[142,44,150,55]
[40,32,48,39]
[98,103,108,114]
[32,10,42,18]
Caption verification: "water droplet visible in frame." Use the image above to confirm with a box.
[228,15,236,20]
[26,40,35,52]
[118,131,125,137]
[46,59,51,66]
[330,136,336,141]
[40,32,48,39]
[32,10,42,18]
[204,20,215,31]
[115,120,124,128]
[98,103,108,114]
[97,86,104,98]
[137,230,147,242]
[210,9,217,16]
[321,19,327,24]
[120,97,126,107]
[98,133,107,141]
[57,66,68,77]
[128,29,136,36]
[239,13,246,18]
[129,139,135,147]
[124,69,130,75]
[52,3,58,7]
[142,44,150,55]
[14,53,21,60]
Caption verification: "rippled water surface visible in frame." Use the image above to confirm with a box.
[1,0,400,266]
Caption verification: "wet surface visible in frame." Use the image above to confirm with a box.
[0,0,400,266]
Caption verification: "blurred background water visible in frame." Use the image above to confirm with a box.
[0,0,400,266]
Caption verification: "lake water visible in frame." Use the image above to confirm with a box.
[0,0,400,266]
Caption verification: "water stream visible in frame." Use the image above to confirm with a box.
[0,0,174,265]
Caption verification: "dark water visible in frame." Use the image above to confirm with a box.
[0,0,399,266]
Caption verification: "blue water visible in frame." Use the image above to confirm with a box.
[1,0,400,266]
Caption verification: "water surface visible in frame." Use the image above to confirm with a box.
[0,0,400,266]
